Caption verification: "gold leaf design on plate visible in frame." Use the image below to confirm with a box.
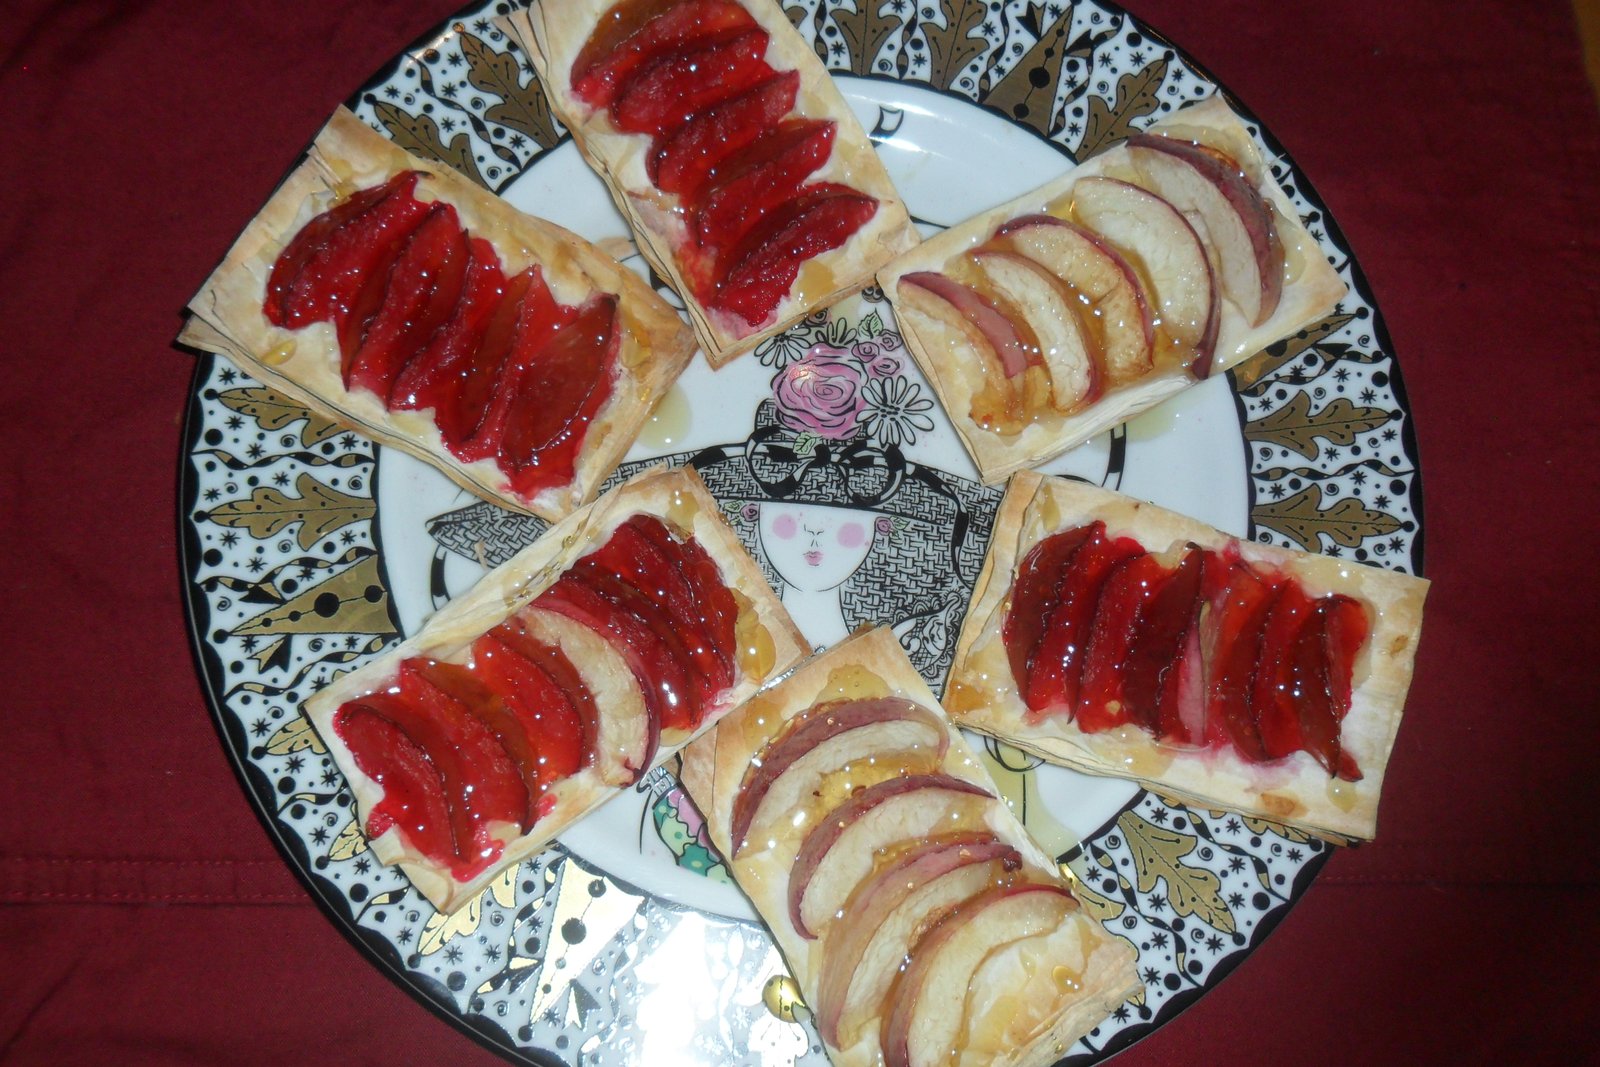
[218,387,341,445]
[815,0,904,74]
[373,100,487,188]
[1253,484,1402,553]
[922,0,991,88]
[1232,312,1355,391]
[265,713,326,756]
[206,473,373,550]
[1076,59,1168,158]
[1117,810,1235,934]
[980,3,1079,135]
[1246,390,1390,460]
[328,818,369,861]
[1230,813,1315,844]
[460,32,558,148]
[419,884,487,955]
[233,556,396,637]
[1070,879,1125,926]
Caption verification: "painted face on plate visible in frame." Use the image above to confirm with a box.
[757,502,876,593]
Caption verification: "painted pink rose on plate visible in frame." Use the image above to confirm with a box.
[774,346,866,439]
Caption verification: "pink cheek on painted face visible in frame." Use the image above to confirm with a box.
[772,514,798,539]
[837,522,866,549]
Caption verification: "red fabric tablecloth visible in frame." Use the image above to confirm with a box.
[4,1,1598,1063]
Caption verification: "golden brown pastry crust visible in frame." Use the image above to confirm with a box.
[948,471,1428,841]
[505,0,919,368]
[303,466,807,913]
[878,96,1348,484]
[679,627,1138,1067]
[182,107,696,522]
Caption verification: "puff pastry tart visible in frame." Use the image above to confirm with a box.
[303,467,807,912]
[679,627,1138,1067]
[947,471,1428,840]
[504,0,918,367]
[184,107,696,522]
[878,96,1347,484]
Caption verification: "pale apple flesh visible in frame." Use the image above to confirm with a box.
[518,607,653,786]
[787,772,995,939]
[814,833,1022,1049]
[969,250,1100,413]
[1070,176,1219,379]
[1126,133,1284,328]
[730,697,948,858]
[881,882,1079,1067]
[895,277,1027,435]
[993,215,1155,388]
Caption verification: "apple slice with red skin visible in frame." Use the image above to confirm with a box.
[1070,175,1220,378]
[970,250,1101,413]
[881,882,1079,1067]
[1120,544,1208,743]
[403,658,542,832]
[1003,525,1095,697]
[814,834,1021,1048]
[472,623,592,795]
[994,214,1155,388]
[1076,551,1171,733]
[694,119,837,253]
[542,563,701,733]
[265,177,396,325]
[571,0,759,110]
[1024,523,1144,718]
[390,236,508,414]
[609,27,773,138]
[787,772,994,939]
[333,698,458,869]
[514,607,655,785]
[344,203,471,398]
[498,294,620,499]
[711,184,877,327]
[650,70,799,198]
[895,271,1037,435]
[1126,133,1284,328]
[631,516,738,673]
[1202,558,1281,761]
[731,697,948,857]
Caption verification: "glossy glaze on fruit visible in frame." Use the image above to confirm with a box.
[730,685,1085,1063]
[571,0,879,329]
[332,514,739,882]
[896,132,1291,433]
[265,170,620,502]
[1004,527,1371,779]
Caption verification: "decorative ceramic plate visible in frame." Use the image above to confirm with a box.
[180,1,1424,1063]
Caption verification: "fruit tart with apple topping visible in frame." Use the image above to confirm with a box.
[947,471,1428,841]
[679,627,1138,1067]
[502,0,918,367]
[878,96,1347,484]
[183,107,696,523]
[303,467,807,913]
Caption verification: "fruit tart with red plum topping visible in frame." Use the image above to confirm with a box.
[503,0,918,367]
[184,107,695,522]
[303,467,807,912]
[878,96,1347,484]
[948,471,1428,841]
[679,627,1138,1067]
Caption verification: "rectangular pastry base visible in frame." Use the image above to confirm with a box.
[184,106,696,522]
[948,471,1428,841]
[304,466,807,912]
